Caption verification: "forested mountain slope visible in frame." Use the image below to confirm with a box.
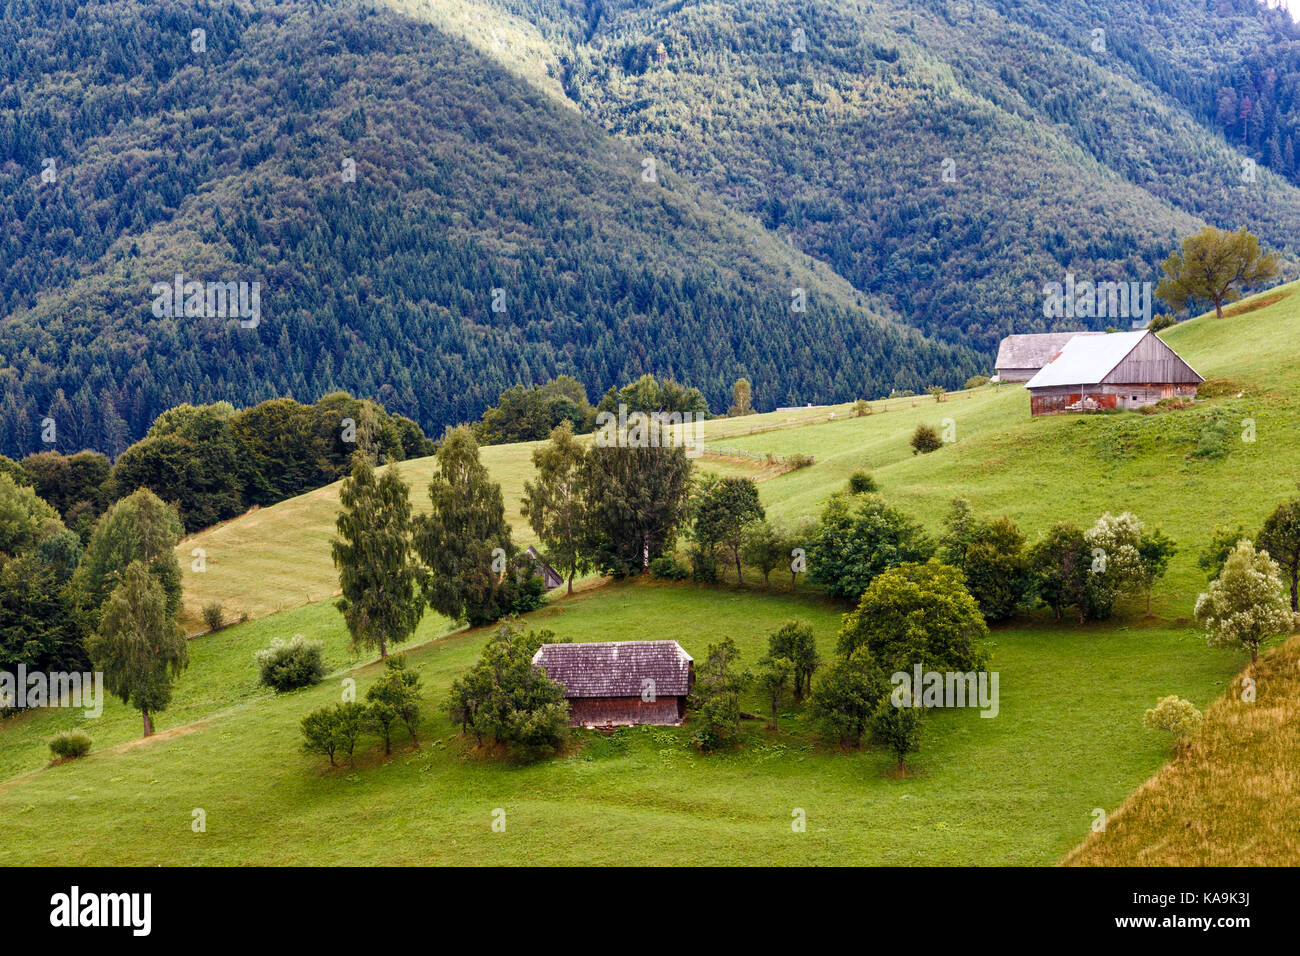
[5,0,1298,459]
[418,0,1300,349]
[0,0,977,458]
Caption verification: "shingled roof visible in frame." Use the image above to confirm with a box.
[995,331,1103,370]
[532,641,694,698]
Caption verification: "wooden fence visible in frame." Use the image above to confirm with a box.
[700,389,986,446]
[698,446,812,465]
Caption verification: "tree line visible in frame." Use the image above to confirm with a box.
[1,392,433,537]
[0,0,979,461]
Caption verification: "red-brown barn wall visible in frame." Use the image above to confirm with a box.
[568,695,685,726]
[1030,383,1198,416]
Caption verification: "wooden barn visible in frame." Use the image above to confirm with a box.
[994,331,1103,382]
[1024,330,1202,416]
[523,545,563,590]
[532,640,694,727]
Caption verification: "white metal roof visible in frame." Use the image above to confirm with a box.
[1023,330,1148,388]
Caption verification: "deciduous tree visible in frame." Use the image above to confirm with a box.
[521,422,592,594]
[807,494,932,600]
[810,649,887,747]
[1195,540,1296,664]
[414,428,519,625]
[583,441,692,576]
[86,561,188,736]
[332,455,424,659]
[767,619,819,701]
[1257,497,1300,612]
[871,695,922,774]
[692,476,764,583]
[838,559,988,675]
[755,653,793,731]
[75,488,184,619]
[1156,226,1280,319]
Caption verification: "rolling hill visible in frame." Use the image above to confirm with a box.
[177,280,1300,631]
[0,0,976,459]
[417,0,1300,349]
[5,0,1300,460]
[0,284,1292,866]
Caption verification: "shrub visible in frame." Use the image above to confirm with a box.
[853,399,872,417]
[690,638,747,752]
[449,621,569,761]
[910,424,943,455]
[48,729,92,760]
[1139,397,1194,414]
[1191,411,1232,460]
[202,601,224,633]
[301,702,367,766]
[649,555,690,580]
[255,635,327,692]
[366,656,423,754]
[1148,313,1176,332]
[1196,378,1244,399]
[963,375,990,390]
[688,545,720,583]
[927,385,947,403]
[1143,695,1203,743]
[786,453,814,469]
[507,571,547,615]
[847,470,877,494]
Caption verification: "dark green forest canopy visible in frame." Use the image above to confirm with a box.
[468,0,1300,347]
[0,0,979,459]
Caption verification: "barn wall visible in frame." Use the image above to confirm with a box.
[1103,383,1198,408]
[996,367,1039,383]
[1029,383,1198,416]
[1105,334,1201,384]
[568,696,685,727]
[1030,389,1116,416]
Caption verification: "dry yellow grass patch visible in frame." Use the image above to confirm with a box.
[1064,635,1300,866]
[176,439,767,631]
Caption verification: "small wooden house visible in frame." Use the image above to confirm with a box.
[994,331,1103,382]
[523,545,563,590]
[1024,330,1202,416]
[532,640,694,727]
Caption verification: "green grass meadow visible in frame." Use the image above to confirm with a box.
[2,283,1299,865]
[0,582,1244,865]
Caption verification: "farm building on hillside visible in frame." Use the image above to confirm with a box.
[1024,330,1202,416]
[532,640,694,727]
[994,331,1103,382]
[523,545,563,590]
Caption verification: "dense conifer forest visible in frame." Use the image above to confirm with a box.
[0,0,978,459]
[3,0,1298,459]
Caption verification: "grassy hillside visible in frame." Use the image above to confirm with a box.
[180,281,1300,626]
[3,282,1297,866]
[0,583,1241,865]
[1065,635,1300,866]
